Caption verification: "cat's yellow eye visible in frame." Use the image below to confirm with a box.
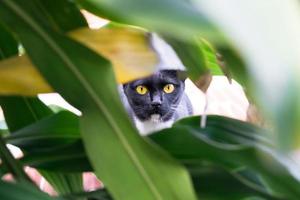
[163,84,175,94]
[136,85,148,95]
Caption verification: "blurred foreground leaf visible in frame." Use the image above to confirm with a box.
[164,36,223,92]
[0,9,85,193]
[77,0,224,43]
[195,0,300,152]
[0,1,197,200]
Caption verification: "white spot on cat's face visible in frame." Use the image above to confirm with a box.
[150,114,161,122]
[134,117,174,136]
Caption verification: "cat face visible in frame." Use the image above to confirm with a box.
[123,70,185,122]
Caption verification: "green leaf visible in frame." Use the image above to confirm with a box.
[39,170,83,196]
[198,39,223,76]
[0,1,197,200]
[6,111,80,152]
[162,36,224,92]
[32,0,87,33]
[9,112,297,198]
[0,97,53,132]
[216,47,250,91]
[194,0,300,152]
[150,116,300,199]
[77,0,224,43]
[162,36,208,82]
[0,1,86,195]
[0,24,19,58]
[20,140,90,172]
[0,181,61,200]
[190,166,278,200]
[63,188,112,200]
[10,114,289,199]
[0,98,84,195]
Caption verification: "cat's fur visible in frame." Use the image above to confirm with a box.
[122,70,193,135]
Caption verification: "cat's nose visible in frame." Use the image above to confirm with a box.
[151,100,162,107]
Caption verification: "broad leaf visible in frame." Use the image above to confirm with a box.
[6,111,80,152]
[0,24,18,58]
[0,181,61,200]
[0,56,53,95]
[194,0,300,152]
[163,36,224,92]
[69,26,158,83]
[0,1,197,200]
[76,0,223,43]
[5,114,296,199]
[20,141,90,172]
[150,116,300,199]
[0,0,87,195]
[190,166,278,200]
[0,97,53,132]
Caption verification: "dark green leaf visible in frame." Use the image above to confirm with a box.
[6,111,80,152]
[0,0,86,195]
[162,36,208,81]
[0,181,61,200]
[63,188,112,200]
[40,170,83,196]
[9,114,293,199]
[0,97,53,132]
[0,24,19,58]
[20,140,90,172]
[190,166,279,200]
[150,116,300,199]
[0,1,197,199]
[163,36,225,92]
[33,0,87,33]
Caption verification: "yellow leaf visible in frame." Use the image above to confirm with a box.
[69,27,158,83]
[0,56,53,95]
[0,26,158,96]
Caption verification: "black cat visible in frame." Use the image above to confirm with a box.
[122,70,193,135]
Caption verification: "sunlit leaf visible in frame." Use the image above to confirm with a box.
[0,56,53,95]
[0,26,158,96]
[69,26,158,83]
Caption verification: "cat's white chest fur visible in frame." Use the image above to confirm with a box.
[134,114,174,136]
